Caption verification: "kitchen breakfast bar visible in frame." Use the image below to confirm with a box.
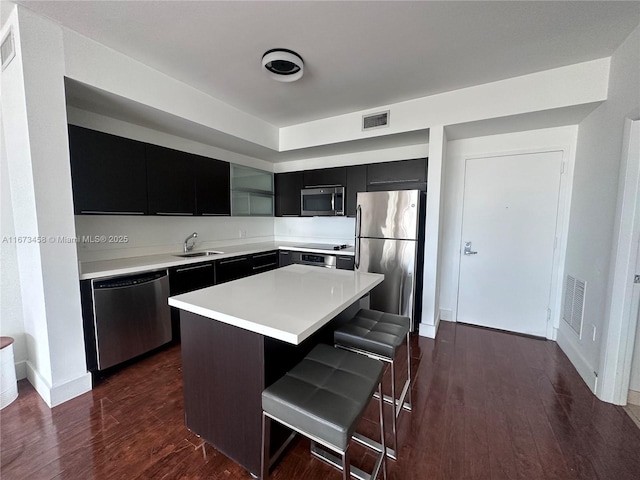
[168,264,384,477]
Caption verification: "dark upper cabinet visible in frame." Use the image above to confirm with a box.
[146,145,196,215]
[366,158,428,191]
[275,171,303,217]
[345,165,367,217]
[303,167,346,188]
[195,155,230,216]
[68,125,148,215]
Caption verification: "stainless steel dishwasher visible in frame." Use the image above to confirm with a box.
[91,269,171,370]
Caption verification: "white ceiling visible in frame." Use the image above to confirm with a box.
[13,0,640,128]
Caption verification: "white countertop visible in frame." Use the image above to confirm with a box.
[168,264,383,345]
[79,241,355,280]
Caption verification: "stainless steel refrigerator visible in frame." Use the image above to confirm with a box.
[355,190,425,332]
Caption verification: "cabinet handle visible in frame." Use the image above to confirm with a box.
[368,178,421,185]
[219,257,248,265]
[280,251,290,255]
[304,184,341,188]
[253,252,277,259]
[252,262,277,271]
[80,210,145,215]
[156,212,194,216]
[175,263,214,273]
[338,256,352,261]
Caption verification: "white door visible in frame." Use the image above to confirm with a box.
[457,151,563,337]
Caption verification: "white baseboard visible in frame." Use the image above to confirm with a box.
[26,361,92,408]
[14,360,27,380]
[439,308,453,322]
[419,315,441,338]
[556,327,598,393]
[628,389,640,406]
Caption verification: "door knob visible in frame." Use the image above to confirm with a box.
[464,241,478,256]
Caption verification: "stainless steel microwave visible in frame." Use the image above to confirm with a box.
[300,186,345,216]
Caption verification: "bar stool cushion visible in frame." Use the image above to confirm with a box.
[334,309,410,359]
[262,344,383,451]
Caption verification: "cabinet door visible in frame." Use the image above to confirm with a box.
[68,125,148,215]
[367,158,428,191]
[278,250,294,267]
[215,256,252,284]
[147,145,196,215]
[336,255,355,271]
[345,165,367,217]
[195,155,230,216]
[303,167,346,188]
[169,262,216,295]
[275,172,303,217]
[251,251,279,275]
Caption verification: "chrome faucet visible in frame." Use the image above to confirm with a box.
[184,232,198,253]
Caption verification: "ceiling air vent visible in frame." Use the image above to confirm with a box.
[363,111,390,131]
[1,28,15,71]
[563,274,586,337]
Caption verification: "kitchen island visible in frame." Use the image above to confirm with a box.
[168,264,384,476]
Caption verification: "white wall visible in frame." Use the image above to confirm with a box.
[558,25,640,395]
[1,6,91,406]
[631,314,640,393]
[0,114,27,380]
[274,217,355,245]
[439,126,579,326]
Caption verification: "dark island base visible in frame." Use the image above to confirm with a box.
[179,301,361,476]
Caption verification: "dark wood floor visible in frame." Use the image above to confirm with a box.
[2,322,640,480]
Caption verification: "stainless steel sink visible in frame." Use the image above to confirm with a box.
[174,251,222,258]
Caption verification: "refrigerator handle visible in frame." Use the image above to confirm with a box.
[355,205,362,269]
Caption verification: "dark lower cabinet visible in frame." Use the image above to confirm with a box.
[169,261,216,340]
[278,250,294,267]
[346,164,367,216]
[146,145,196,215]
[275,172,303,217]
[215,255,252,284]
[68,125,148,215]
[336,255,355,270]
[250,251,278,275]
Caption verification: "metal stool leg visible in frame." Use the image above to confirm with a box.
[378,383,387,480]
[390,359,398,455]
[261,413,271,480]
[405,332,412,410]
[342,447,350,480]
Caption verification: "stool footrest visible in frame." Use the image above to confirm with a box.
[373,378,412,417]
[311,441,384,480]
[353,432,397,461]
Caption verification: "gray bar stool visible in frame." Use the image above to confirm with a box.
[261,343,386,480]
[334,309,412,460]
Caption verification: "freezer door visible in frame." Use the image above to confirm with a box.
[356,190,420,240]
[356,237,418,329]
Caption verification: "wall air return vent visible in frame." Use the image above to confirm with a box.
[562,274,586,336]
[1,28,15,71]
[363,111,390,131]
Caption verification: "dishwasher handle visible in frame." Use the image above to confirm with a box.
[93,270,168,289]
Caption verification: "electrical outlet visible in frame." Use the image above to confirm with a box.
[238,230,246,238]
[592,324,597,342]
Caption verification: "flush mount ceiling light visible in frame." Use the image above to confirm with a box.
[262,48,304,82]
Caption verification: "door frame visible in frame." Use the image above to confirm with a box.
[452,147,573,340]
[597,119,640,405]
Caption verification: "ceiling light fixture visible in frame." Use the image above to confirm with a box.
[262,48,304,82]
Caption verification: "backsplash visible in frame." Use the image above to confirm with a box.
[75,215,274,262]
[274,217,355,245]
[76,215,356,262]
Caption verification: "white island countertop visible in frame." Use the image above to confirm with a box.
[168,264,383,345]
